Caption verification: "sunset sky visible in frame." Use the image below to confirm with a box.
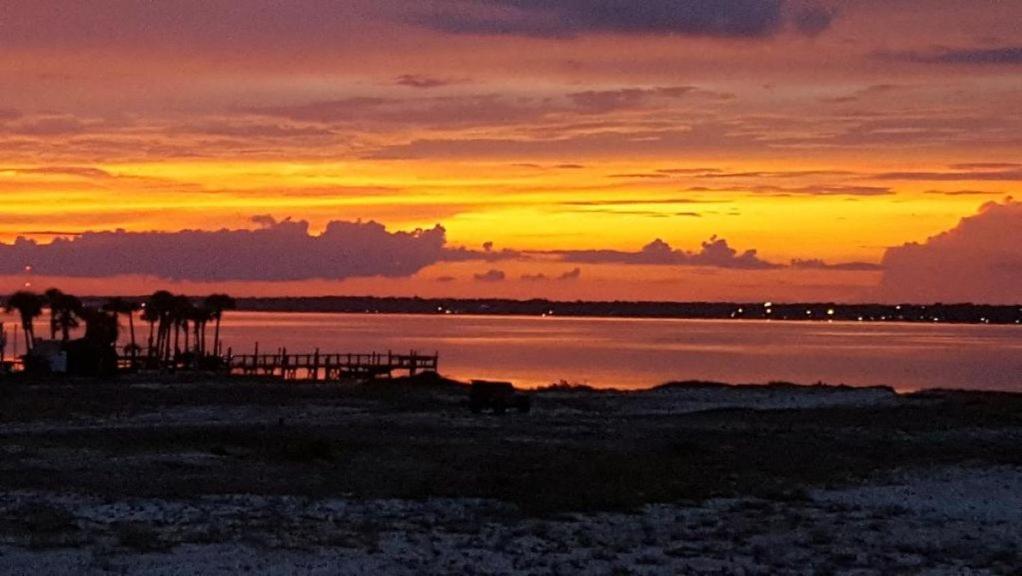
[1,1,1020,302]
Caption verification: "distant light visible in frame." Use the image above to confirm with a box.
[827,309,835,316]
[764,302,773,308]
[737,308,744,314]
[806,310,812,315]
[857,316,864,322]
[24,265,32,272]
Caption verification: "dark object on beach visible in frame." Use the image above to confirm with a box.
[469,380,531,414]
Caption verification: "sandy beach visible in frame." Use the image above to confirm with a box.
[1,375,1019,575]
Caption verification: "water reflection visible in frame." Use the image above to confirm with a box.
[2,310,1018,391]
[213,313,1021,392]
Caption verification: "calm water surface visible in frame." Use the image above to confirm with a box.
[3,311,1018,391]
[211,312,1021,392]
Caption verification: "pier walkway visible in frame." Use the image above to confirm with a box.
[224,348,439,381]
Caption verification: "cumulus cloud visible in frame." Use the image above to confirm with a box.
[521,267,582,281]
[0,217,449,281]
[879,199,1022,304]
[552,236,780,269]
[417,0,834,39]
[473,269,507,282]
[0,218,881,282]
[559,267,582,280]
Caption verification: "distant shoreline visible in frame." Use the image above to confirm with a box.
[57,295,1022,325]
[213,296,1022,326]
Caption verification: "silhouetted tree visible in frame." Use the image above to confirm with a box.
[170,295,193,361]
[145,290,176,363]
[190,305,213,355]
[141,303,159,362]
[44,288,63,340]
[204,293,236,356]
[5,291,44,352]
[45,288,83,342]
[103,297,141,358]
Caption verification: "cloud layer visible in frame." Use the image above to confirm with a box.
[0,217,447,281]
[0,217,881,283]
[880,199,1022,303]
[552,236,779,269]
[418,0,834,38]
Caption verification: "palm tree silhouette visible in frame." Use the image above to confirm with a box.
[189,305,213,355]
[204,293,236,357]
[144,290,176,363]
[170,295,193,362]
[45,288,83,342]
[141,304,159,363]
[103,297,141,359]
[5,291,44,352]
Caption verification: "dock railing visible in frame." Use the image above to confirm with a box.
[224,348,439,381]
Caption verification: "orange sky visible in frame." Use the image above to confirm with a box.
[0,1,1019,302]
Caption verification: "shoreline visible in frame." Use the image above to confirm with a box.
[1,373,1020,573]
[57,296,1022,326]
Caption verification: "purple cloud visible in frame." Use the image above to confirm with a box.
[552,237,780,269]
[0,217,448,281]
[473,269,507,282]
[880,199,1022,304]
[521,267,582,281]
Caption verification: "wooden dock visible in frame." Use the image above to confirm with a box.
[224,348,439,381]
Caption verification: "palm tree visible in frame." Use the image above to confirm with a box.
[141,304,159,361]
[144,290,176,363]
[170,295,194,361]
[45,289,82,342]
[204,293,236,357]
[190,305,213,355]
[103,297,141,358]
[5,291,44,352]
[44,288,63,340]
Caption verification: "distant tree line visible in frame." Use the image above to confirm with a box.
[3,290,235,367]
[236,296,1022,325]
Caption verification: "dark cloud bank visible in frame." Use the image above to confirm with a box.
[0,217,873,282]
[549,237,780,269]
[0,217,447,281]
[880,199,1022,304]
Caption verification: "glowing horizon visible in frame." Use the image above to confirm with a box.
[1,1,1020,302]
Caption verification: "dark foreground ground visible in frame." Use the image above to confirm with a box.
[0,374,1020,574]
